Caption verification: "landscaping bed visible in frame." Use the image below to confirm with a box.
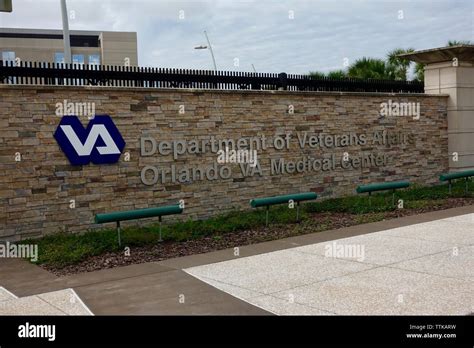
[22,181,474,276]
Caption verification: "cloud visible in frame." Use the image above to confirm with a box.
[1,0,472,73]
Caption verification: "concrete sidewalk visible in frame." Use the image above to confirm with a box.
[0,258,269,315]
[185,212,474,315]
[0,205,473,315]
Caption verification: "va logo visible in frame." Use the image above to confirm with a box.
[54,115,126,165]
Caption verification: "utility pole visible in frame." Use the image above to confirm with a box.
[60,0,72,63]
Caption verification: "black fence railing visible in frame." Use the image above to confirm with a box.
[0,61,424,93]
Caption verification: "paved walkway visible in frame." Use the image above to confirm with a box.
[185,213,474,315]
[0,205,472,315]
[0,287,92,315]
[0,259,269,315]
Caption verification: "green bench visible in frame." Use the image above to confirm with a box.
[250,192,317,226]
[439,169,474,194]
[95,204,183,246]
[356,181,410,206]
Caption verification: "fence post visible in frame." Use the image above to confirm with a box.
[278,72,288,90]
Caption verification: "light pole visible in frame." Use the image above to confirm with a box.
[60,0,72,64]
[194,30,217,71]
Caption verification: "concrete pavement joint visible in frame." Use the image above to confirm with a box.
[69,288,95,316]
[65,265,177,289]
[0,287,18,300]
[36,295,69,315]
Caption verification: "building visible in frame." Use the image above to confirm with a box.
[0,27,138,66]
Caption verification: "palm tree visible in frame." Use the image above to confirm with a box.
[309,71,326,79]
[448,40,472,46]
[347,57,395,80]
[387,48,415,80]
[414,62,425,82]
[309,40,472,82]
[327,70,347,79]
[309,70,348,80]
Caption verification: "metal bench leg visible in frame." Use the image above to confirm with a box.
[116,221,121,247]
[265,206,269,227]
[159,216,163,242]
[296,201,300,223]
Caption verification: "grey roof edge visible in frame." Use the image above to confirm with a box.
[0,27,136,36]
[398,45,474,64]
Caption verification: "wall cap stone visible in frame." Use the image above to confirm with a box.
[0,84,449,98]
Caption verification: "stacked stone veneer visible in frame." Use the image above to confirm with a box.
[0,86,448,240]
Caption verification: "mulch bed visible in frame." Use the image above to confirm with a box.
[42,198,474,276]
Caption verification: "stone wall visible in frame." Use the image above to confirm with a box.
[0,85,448,240]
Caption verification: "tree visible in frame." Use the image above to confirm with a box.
[448,40,472,46]
[309,40,472,82]
[414,62,424,82]
[327,70,347,79]
[387,48,415,80]
[309,70,348,79]
[347,57,395,80]
[309,71,327,79]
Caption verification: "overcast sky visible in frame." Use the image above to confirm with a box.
[1,0,472,74]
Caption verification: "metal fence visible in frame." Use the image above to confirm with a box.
[0,60,424,93]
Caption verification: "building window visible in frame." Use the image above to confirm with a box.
[88,54,100,65]
[54,52,65,64]
[2,51,16,62]
[72,54,84,65]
